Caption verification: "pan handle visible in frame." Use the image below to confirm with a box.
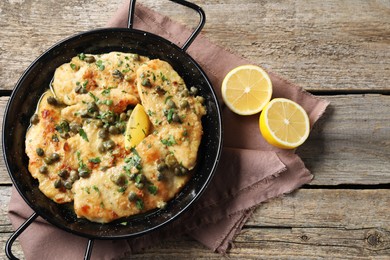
[5,212,39,260]
[5,213,95,260]
[127,0,205,51]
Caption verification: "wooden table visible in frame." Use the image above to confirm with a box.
[1,0,389,259]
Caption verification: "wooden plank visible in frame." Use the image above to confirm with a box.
[0,0,389,92]
[1,188,388,259]
[0,94,389,185]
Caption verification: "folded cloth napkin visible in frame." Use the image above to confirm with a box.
[8,2,330,259]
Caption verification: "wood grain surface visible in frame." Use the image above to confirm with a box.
[0,0,389,259]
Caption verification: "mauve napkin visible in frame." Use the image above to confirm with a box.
[8,2,330,259]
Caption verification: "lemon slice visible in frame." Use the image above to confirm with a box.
[125,104,151,150]
[259,98,310,149]
[221,65,272,115]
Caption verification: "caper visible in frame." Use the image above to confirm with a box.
[135,182,144,189]
[75,84,83,94]
[47,96,58,106]
[132,54,140,61]
[44,157,53,165]
[80,87,88,94]
[157,172,165,181]
[58,169,68,179]
[165,154,177,168]
[70,122,81,133]
[180,166,188,175]
[80,110,89,118]
[128,191,138,201]
[98,129,108,139]
[84,56,96,63]
[156,86,166,95]
[39,165,48,174]
[54,179,62,189]
[141,78,151,87]
[108,125,120,135]
[119,113,127,121]
[110,173,127,186]
[50,153,60,162]
[157,162,167,172]
[166,99,176,109]
[98,142,106,153]
[60,132,70,139]
[124,75,132,82]
[174,167,181,175]
[30,114,39,125]
[69,170,80,182]
[87,102,98,113]
[95,119,104,128]
[103,140,116,150]
[112,69,124,79]
[180,88,189,97]
[36,148,44,157]
[105,114,115,124]
[126,109,133,117]
[64,181,73,190]
[180,100,189,109]
[190,86,198,96]
[172,113,181,123]
[79,169,90,178]
[196,96,205,104]
[60,120,70,132]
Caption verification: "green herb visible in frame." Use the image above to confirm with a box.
[164,96,173,104]
[101,88,112,96]
[70,63,77,70]
[147,109,154,116]
[161,135,176,146]
[84,187,90,194]
[117,60,123,67]
[167,108,174,123]
[78,53,86,60]
[82,80,89,87]
[96,60,105,71]
[135,199,144,210]
[79,128,89,142]
[182,129,188,136]
[89,157,101,164]
[100,202,105,208]
[89,92,99,102]
[123,148,142,173]
[148,185,158,195]
[92,185,100,193]
[104,99,113,106]
[160,72,167,82]
[117,186,126,193]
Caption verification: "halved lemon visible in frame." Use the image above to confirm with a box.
[221,65,272,115]
[125,104,151,150]
[259,98,310,149]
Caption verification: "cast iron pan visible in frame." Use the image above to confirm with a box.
[2,0,222,259]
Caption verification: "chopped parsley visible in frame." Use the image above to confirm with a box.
[161,135,176,146]
[117,186,127,193]
[52,134,59,142]
[88,157,101,164]
[135,199,144,210]
[148,185,158,195]
[70,63,77,70]
[79,128,89,142]
[89,92,99,102]
[78,53,86,60]
[92,185,100,193]
[123,148,142,173]
[101,88,113,96]
[95,60,105,71]
[167,108,175,123]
